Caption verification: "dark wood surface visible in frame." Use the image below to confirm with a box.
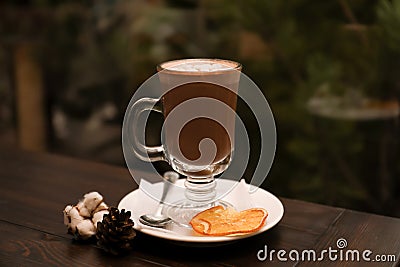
[0,147,399,266]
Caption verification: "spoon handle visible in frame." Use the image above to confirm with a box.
[153,171,179,217]
[160,171,179,204]
[160,182,171,204]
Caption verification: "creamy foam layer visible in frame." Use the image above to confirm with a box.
[160,59,238,72]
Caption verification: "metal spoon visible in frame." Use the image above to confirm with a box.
[139,171,179,227]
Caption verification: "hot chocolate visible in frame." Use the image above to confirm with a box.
[162,82,237,167]
[157,59,241,176]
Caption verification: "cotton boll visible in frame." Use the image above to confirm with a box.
[63,191,110,240]
[76,219,96,240]
[92,210,109,228]
[93,202,108,213]
[63,205,73,225]
[82,192,103,214]
[76,200,91,218]
[69,206,85,231]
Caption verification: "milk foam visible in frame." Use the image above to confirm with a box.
[164,60,234,72]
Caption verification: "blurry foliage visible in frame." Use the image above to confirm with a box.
[1,0,399,215]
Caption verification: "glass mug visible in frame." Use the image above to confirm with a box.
[125,58,242,225]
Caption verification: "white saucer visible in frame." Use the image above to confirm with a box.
[118,179,284,243]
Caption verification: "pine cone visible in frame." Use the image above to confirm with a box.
[96,207,136,255]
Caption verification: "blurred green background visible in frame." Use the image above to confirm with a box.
[0,0,399,216]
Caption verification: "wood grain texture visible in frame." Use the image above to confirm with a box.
[0,147,399,266]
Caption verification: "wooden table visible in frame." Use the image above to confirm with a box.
[0,147,399,266]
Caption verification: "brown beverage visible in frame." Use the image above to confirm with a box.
[158,59,241,177]
[162,82,237,164]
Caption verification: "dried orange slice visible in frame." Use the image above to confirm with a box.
[190,205,268,236]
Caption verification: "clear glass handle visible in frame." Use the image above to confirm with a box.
[126,97,164,162]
